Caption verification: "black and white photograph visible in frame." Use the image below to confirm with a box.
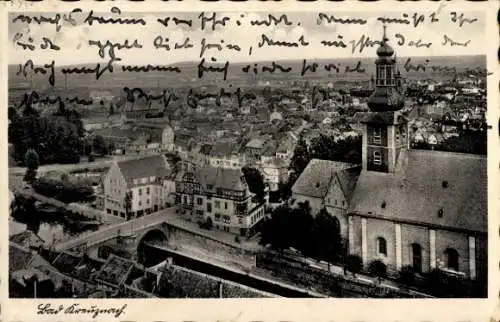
[6,4,492,302]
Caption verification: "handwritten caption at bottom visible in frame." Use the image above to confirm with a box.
[37,303,128,319]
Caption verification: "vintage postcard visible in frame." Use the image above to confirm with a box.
[1,0,499,321]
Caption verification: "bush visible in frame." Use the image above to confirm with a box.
[345,254,363,276]
[398,265,416,287]
[368,260,387,279]
[33,178,95,203]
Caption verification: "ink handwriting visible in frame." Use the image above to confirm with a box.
[153,37,194,51]
[199,12,230,31]
[450,12,478,27]
[441,35,471,47]
[84,7,146,26]
[19,91,93,108]
[258,34,309,48]
[250,14,293,26]
[317,13,367,25]
[88,39,143,59]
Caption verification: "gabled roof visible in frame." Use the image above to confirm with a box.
[117,155,171,185]
[246,138,266,149]
[335,166,362,202]
[292,159,359,199]
[182,166,247,192]
[348,150,486,233]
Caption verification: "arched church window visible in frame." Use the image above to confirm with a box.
[377,237,387,256]
[411,243,422,273]
[445,248,459,271]
[373,151,382,165]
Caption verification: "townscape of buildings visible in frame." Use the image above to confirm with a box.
[9,26,488,298]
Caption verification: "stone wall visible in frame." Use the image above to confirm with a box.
[166,225,256,267]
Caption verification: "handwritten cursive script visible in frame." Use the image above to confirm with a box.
[37,303,127,319]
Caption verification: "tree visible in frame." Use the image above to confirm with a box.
[92,135,108,156]
[308,208,342,263]
[259,205,292,251]
[24,149,40,184]
[368,260,387,282]
[259,203,313,253]
[288,135,310,183]
[345,254,363,277]
[124,192,133,220]
[9,99,83,166]
[398,265,416,289]
[242,167,266,203]
[309,134,362,165]
[109,103,115,116]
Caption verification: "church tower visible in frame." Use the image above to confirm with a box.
[361,26,408,173]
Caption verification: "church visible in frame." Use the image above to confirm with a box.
[292,27,487,282]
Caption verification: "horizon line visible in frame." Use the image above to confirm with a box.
[7,54,486,68]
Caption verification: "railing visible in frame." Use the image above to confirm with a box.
[55,210,169,251]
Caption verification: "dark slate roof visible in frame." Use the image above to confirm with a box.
[367,88,405,112]
[348,149,487,233]
[193,167,247,192]
[292,159,359,199]
[117,155,171,185]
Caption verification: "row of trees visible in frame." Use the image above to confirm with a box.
[259,203,343,264]
[412,129,487,155]
[9,102,84,166]
[32,177,96,204]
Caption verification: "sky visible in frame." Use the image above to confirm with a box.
[8,10,486,66]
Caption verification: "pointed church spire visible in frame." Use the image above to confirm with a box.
[382,23,388,42]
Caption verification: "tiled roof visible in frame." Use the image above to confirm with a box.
[292,159,359,198]
[246,138,266,149]
[210,142,237,157]
[190,166,247,192]
[348,150,486,233]
[117,155,171,185]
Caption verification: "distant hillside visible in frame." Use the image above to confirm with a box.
[8,55,486,91]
